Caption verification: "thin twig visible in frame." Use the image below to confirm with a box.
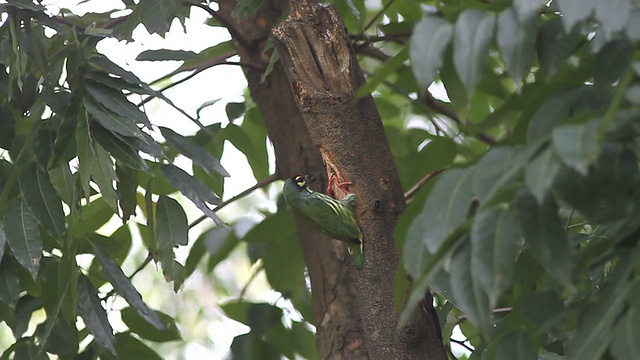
[362,0,397,34]
[450,338,474,353]
[189,173,280,229]
[404,167,450,201]
[183,0,250,48]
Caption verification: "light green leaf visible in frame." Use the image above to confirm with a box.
[557,0,596,31]
[497,7,536,88]
[160,127,229,177]
[551,119,600,176]
[450,243,491,334]
[93,245,164,330]
[470,206,523,307]
[19,163,65,242]
[223,123,269,180]
[595,0,631,40]
[409,16,453,91]
[91,142,119,210]
[516,190,571,287]
[4,199,42,278]
[453,9,495,96]
[77,274,116,355]
[113,333,163,360]
[525,146,561,204]
[83,96,143,139]
[407,167,474,255]
[357,48,409,97]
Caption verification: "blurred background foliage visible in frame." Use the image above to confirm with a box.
[0,0,640,359]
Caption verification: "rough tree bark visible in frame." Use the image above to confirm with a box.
[215,0,446,359]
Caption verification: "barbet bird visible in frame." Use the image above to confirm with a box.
[283,175,364,269]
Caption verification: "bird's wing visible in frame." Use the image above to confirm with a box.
[298,193,362,243]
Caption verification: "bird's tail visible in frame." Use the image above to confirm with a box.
[347,242,364,270]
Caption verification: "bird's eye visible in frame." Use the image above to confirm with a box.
[294,175,305,187]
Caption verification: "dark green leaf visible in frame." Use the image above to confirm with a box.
[35,317,78,356]
[453,9,495,96]
[610,307,640,360]
[497,7,536,88]
[91,142,119,210]
[156,195,188,250]
[595,0,631,40]
[196,99,221,119]
[409,16,453,91]
[495,330,537,360]
[135,49,198,61]
[0,223,5,263]
[137,0,180,36]
[0,256,19,308]
[83,96,143,139]
[91,123,150,172]
[77,274,116,355]
[85,82,151,129]
[232,0,267,21]
[513,0,546,19]
[525,146,561,204]
[121,307,181,342]
[516,190,571,286]
[551,119,600,176]
[473,146,528,205]
[116,163,138,222]
[161,164,221,205]
[4,199,42,278]
[113,332,163,360]
[225,102,245,122]
[19,163,65,242]
[160,127,229,177]
[93,245,164,330]
[536,18,581,78]
[470,206,523,307]
[71,198,115,238]
[594,40,633,88]
[223,123,269,180]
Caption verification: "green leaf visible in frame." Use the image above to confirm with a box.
[77,274,116,355]
[453,9,495,96]
[0,223,5,263]
[536,18,581,78]
[516,190,571,287]
[525,146,561,204]
[91,123,150,172]
[137,0,180,37]
[406,167,474,259]
[566,248,640,359]
[4,199,42,278]
[470,206,523,307]
[83,96,143,139]
[223,123,269,180]
[557,0,596,31]
[116,163,138,222]
[595,0,631,40]
[135,49,198,61]
[196,99,221,119]
[71,198,114,237]
[156,195,188,251]
[551,119,600,176]
[93,245,164,330]
[175,41,235,73]
[497,7,536,88]
[610,307,640,360]
[409,16,453,91]
[513,0,546,19]
[495,330,537,360]
[473,146,528,205]
[225,102,245,122]
[85,82,151,129]
[160,127,229,177]
[18,163,65,243]
[0,257,19,308]
[113,332,163,360]
[594,40,633,88]
[76,118,94,199]
[92,142,120,210]
[232,0,267,21]
[357,48,409,97]
[160,165,226,228]
[121,307,181,342]
[450,243,491,334]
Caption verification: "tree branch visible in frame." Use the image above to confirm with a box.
[188,173,279,229]
[404,167,449,202]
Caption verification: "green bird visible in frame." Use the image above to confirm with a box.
[283,175,364,269]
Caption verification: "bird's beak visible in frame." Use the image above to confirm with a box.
[304,174,317,184]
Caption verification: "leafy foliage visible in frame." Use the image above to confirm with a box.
[0,0,639,359]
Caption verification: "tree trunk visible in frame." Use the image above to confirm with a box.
[216,0,447,358]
